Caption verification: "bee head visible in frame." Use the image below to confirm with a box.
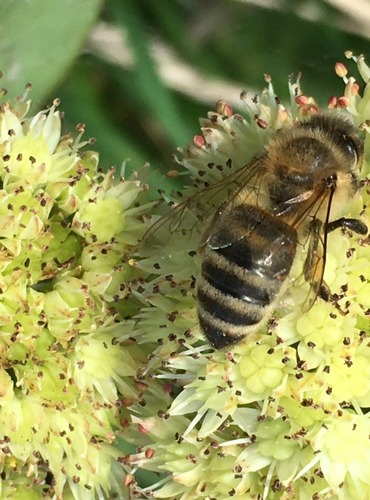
[299,113,363,171]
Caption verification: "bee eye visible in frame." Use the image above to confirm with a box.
[342,134,358,163]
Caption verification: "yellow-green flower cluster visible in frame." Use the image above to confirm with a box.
[123,54,370,499]
[0,89,152,498]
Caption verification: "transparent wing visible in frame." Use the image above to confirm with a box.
[276,181,335,311]
[139,155,268,256]
[302,217,328,310]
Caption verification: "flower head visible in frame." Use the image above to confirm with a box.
[123,55,370,499]
[0,87,152,498]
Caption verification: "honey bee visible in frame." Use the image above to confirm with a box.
[143,113,368,349]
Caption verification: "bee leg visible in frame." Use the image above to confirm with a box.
[319,283,349,316]
[317,218,367,315]
[304,217,367,313]
[319,282,330,302]
[327,217,368,235]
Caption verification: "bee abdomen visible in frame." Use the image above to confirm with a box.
[198,205,297,349]
[197,258,273,349]
[201,261,270,306]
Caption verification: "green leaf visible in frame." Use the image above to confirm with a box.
[110,0,194,146]
[0,0,103,103]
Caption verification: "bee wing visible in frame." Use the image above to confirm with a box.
[275,182,335,311]
[140,155,268,255]
[302,217,327,310]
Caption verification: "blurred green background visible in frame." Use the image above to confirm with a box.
[1,0,369,193]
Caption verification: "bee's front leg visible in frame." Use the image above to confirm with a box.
[320,217,367,315]
[327,217,368,235]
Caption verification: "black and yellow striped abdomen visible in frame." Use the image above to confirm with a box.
[197,205,297,349]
